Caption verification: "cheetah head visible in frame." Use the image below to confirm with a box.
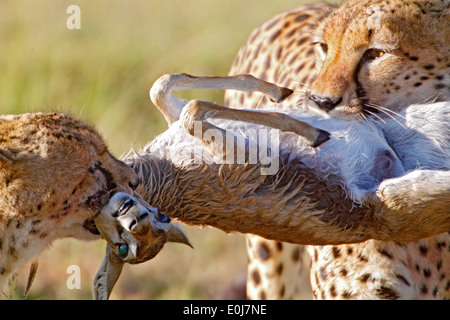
[305,0,449,119]
[0,112,188,248]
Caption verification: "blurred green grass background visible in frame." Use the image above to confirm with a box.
[2,0,315,299]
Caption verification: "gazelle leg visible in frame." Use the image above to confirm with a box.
[180,99,331,162]
[150,73,294,125]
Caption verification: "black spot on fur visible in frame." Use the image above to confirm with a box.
[252,270,261,285]
[259,291,267,300]
[258,243,271,261]
[320,267,327,280]
[292,247,301,262]
[269,29,282,43]
[275,47,283,59]
[395,273,411,286]
[377,286,400,300]
[378,248,393,259]
[296,37,309,46]
[432,287,438,297]
[305,48,315,57]
[329,285,337,298]
[423,268,431,278]
[419,245,428,256]
[295,14,310,22]
[279,285,285,298]
[8,246,17,260]
[358,253,368,262]
[332,246,341,258]
[285,28,296,39]
[342,291,352,299]
[358,273,371,282]
[420,284,428,295]
[276,263,283,275]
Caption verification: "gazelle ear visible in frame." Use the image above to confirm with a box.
[0,148,15,163]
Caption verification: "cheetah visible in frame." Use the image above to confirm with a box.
[225,0,449,299]
[0,112,187,296]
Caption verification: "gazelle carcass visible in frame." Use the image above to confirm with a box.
[93,73,449,299]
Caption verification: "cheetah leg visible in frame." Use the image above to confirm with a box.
[150,73,330,148]
[367,170,450,239]
[247,238,307,300]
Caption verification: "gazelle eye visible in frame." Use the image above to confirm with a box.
[363,49,385,61]
[118,198,134,216]
[117,244,128,258]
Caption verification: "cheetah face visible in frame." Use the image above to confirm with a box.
[305,0,449,120]
[93,192,191,264]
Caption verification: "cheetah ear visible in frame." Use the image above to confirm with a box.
[0,148,15,163]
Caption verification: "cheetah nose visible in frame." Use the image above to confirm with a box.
[309,95,342,112]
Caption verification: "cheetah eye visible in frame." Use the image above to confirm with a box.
[319,43,328,54]
[129,178,140,190]
[363,49,385,62]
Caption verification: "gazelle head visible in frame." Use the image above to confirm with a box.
[92,192,191,299]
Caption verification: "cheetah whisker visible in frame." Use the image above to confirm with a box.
[365,103,407,129]
[364,109,387,124]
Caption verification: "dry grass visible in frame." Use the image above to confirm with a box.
[2,0,316,299]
